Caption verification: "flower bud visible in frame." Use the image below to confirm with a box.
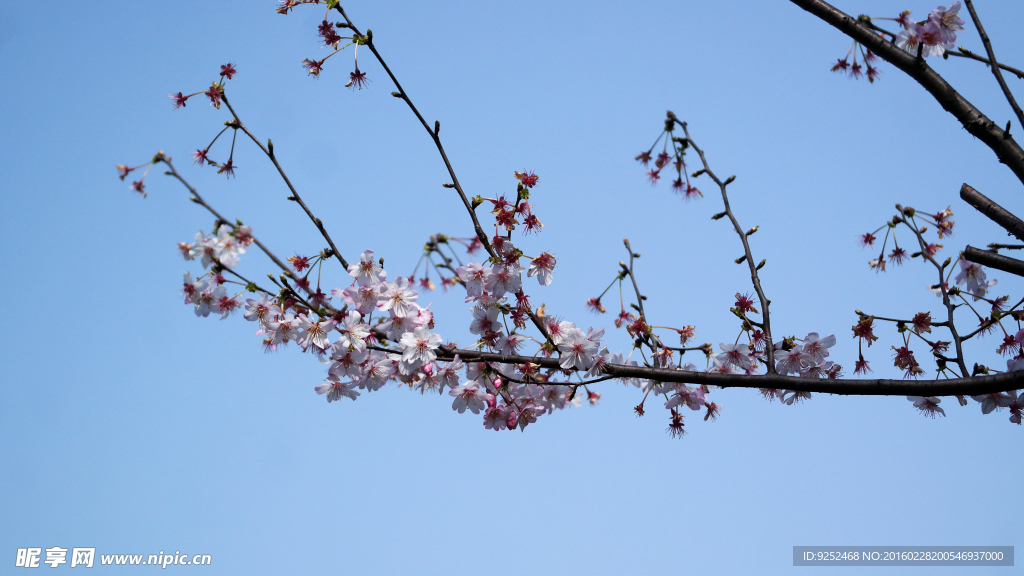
[505,409,518,430]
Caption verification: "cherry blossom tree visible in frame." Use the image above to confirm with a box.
[118,0,1024,436]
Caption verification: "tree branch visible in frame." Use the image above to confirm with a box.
[220,95,349,269]
[786,0,1024,188]
[960,183,1024,242]
[962,0,1024,132]
[964,245,1024,277]
[436,347,1023,396]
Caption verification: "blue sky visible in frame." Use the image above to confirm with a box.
[1,0,1020,574]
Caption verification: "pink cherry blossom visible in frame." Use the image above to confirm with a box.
[449,381,487,414]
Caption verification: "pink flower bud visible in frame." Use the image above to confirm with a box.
[505,409,519,431]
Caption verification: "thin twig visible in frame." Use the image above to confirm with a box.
[947,48,1024,80]
[220,94,349,270]
[679,120,775,373]
[962,0,1024,131]
[161,155,295,276]
[333,6,494,260]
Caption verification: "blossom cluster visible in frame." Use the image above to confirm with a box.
[831,2,966,82]
[120,1,1023,435]
[894,2,965,57]
[179,224,253,318]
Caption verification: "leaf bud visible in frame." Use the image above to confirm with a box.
[724,175,736,185]
[711,211,727,220]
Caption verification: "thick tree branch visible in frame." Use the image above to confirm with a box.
[964,245,1024,277]
[962,0,1024,132]
[960,183,1024,242]
[787,0,1024,188]
[437,347,1022,396]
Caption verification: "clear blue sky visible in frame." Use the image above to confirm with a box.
[1,0,1020,574]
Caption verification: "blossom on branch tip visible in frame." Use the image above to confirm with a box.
[734,292,759,314]
[514,170,539,188]
[931,2,965,40]
[780,390,812,405]
[315,378,361,402]
[704,402,721,421]
[302,58,326,77]
[775,345,811,375]
[288,254,311,272]
[317,20,342,48]
[217,159,236,178]
[971,392,1014,415]
[276,0,300,14]
[896,26,923,54]
[954,259,997,300]
[895,10,914,29]
[347,66,370,90]
[378,276,419,317]
[400,326,442,365]
[205,82,224,108]
[866,65,880,83]
[170,92,190,110]
[243,293,280,327]
[667,409,686,438]
[908,396,945,417]
[718,342,752,370]
[449,381,487,414]
[557,328,598,370]
[219,62,237,80]
[192,148,211,165]
[888,246,908,265]
[585,297,605,314]
[912,312,932,334]
[802,333,836,363]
